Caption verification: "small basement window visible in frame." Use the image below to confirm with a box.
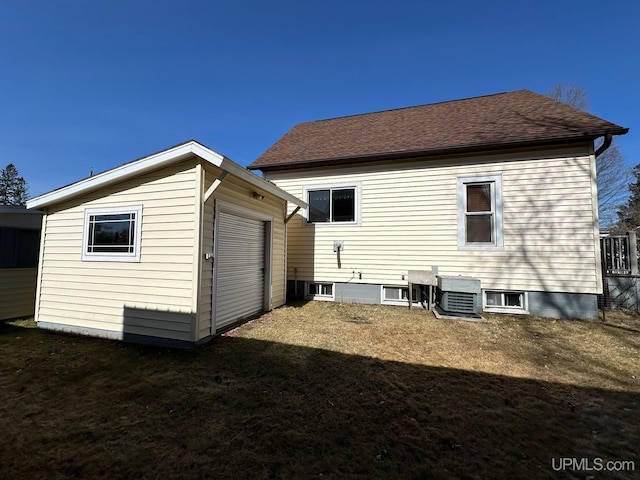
[382,285,420,306]
[82,205,142,262]
[306,282,334,300]
[483,290,528,314]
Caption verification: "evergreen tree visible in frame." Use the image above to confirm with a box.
[0,163,29,206]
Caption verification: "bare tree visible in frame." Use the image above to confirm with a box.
[547,83,589,111]
[546,83,629,228]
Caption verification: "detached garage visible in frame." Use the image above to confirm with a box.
[26,141,307,347]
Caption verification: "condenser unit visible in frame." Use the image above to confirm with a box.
[440,291,476,314]
[437,276,481,315]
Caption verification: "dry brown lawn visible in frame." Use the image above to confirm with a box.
[1,302,639,479]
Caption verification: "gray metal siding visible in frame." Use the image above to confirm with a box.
[334,283,380,304]
[214,212,265,330]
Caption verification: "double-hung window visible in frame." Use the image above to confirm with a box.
[457,175,503,248]
[304,183,360,225]
[82,205,142,262]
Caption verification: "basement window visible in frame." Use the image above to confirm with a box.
[82,206,142,262]
[382,285,420,306]
[306,282,334,300]
[483,290,528,314]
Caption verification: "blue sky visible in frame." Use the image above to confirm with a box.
[1,0,638,198]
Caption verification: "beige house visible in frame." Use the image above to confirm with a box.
[0,206,43,320]
[27,141,307,347]
[249,90,629,319]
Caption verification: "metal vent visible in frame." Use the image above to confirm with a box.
[441,291,477,314]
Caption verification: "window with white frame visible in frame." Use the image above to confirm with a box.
[82,206,142,262]
[307,282,334,299]
[483,290,527,313]
[382,285,419,305]
[304,184,360,224]
[457,175,503,248]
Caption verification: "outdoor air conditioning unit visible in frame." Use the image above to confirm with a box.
[437,276,481,315]
[440,291,476,314]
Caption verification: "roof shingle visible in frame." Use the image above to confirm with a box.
[249,89,628,170]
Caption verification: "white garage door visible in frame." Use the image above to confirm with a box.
[214,211,266,330]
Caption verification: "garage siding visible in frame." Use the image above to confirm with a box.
[0,268,38,320]
[36,160,199,342]
[197,168,287,341]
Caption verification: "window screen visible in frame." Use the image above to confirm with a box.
[465,183,494,244]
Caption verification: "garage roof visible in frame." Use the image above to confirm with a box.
[27,141,307,210]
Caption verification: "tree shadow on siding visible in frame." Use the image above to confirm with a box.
[501,153,600,319]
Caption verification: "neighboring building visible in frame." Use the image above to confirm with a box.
[249,90,629,319]
[26,141,307,347]
[0,206,43,320]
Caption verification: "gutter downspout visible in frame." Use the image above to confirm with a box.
[595,133,613,321]
[595,134,612,158]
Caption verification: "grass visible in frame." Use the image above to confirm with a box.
[1,303,639,479]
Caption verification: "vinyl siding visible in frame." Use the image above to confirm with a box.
[266,146,601,295]
[197,166,287,340]
[36,161,199,342]
[0,268,37,320]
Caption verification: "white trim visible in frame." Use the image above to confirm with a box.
[192,163,204,342]
[381,285,421,307]
[203,171,228,202]
[302,182,361,226]
[27,141,308,210]
[305,282,335,301]
[81,205,143,262]
[457,174,503,249]
[33,212,47,324]
[482,290,529,314]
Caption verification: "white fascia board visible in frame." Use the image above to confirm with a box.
[26,140,307,210]
[27,141,224,210]
[219,158,309,208]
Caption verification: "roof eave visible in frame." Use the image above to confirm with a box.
[218,158,308,208]
[27,141,308,210]
[249,130,628,172]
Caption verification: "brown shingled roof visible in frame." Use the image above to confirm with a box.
[249,89,628,171]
